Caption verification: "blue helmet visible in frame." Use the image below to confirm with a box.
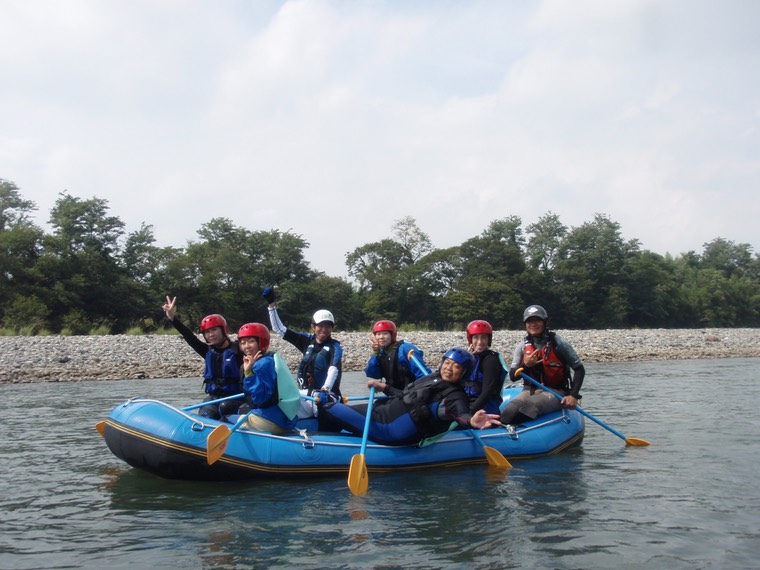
[441,347,475,380]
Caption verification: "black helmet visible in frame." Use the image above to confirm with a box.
[523,305,548,322]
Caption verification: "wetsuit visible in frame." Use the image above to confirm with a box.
[463,349,506,415]
[319,372,476,446]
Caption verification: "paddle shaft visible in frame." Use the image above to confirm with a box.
[347,385,377,496]
[359,386,376,456]
[408,351,431,375]
[518,371,630,442]
[183,393,244,412]
[301,394,378,403]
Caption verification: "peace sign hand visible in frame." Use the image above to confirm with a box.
[162,295,177,320]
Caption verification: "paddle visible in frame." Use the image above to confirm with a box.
[469,425,512,468]
[183,393,245,412]
[206,410,255,465]
[515,368,651,446]
[407,350,511,468]
[347,386,376,496]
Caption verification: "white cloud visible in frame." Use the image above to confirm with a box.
[1,0,759,279]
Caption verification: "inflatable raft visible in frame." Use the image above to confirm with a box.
[99,385,584,481]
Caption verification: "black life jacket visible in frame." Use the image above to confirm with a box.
[379,341,416,389]
[401,375,463,437]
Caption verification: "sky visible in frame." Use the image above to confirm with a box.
[1,0,759,279]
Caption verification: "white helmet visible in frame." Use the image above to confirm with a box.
[312,310,335,325]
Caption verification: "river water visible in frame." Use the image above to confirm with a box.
[1,358,759,569]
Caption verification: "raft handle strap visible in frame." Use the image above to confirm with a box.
[297,428,315,449]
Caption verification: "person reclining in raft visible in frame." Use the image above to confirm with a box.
[318,348,502,446]
[162,295,244,420]
[234,323,297,435]
[500,304,585,426]
[364,319,426,390]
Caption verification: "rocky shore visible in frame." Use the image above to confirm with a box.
[1,328,759,383]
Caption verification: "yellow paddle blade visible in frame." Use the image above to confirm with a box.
[625,437,651,447]
[206,424,232,465]
[95,420,106,437]
[347,453,368,497]
[483,446,512,469]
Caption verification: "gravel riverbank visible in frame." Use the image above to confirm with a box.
[1,328,759,383]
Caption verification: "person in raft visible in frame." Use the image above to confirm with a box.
[364,319,426,390]
[463,320,507,415]
[500,305,585,425]
[318,347,502,446]
[162,295,244,419]
[234,323,297,434]
[263,286,343,415]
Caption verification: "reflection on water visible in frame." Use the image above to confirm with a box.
[1,360,760,569]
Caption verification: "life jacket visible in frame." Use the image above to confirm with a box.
[522,331,569,390]
[463,349,506,399]
[297,338,340,392]
[203,345,241,396]
[401,375,463,437]
[379,341,416,389]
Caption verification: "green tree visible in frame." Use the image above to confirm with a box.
[171,218,316,330]
[41,192,133,332]
[346,217,436,326]
[440,217,526,328]
[525,212,567,272]
[0,180,46,326]
[553,214,640,327]
[276,275,361,330]
[701,237,754,278]
[625,251,679,327]
[0,179,37,231]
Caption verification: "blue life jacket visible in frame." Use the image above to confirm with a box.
[297,338,341,392]
[463,349,506,399]
[203,346,241,396]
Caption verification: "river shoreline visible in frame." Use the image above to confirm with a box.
[1,328,759,383]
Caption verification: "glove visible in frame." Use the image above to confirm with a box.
[314,389,339,407]
[262,285,276,304]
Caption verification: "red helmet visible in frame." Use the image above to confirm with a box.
[372,320,397,342]
[466,320,493,346]
[237,323,270,353]
[200,314,228,335]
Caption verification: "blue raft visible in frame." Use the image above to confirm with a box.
[100,385,585,481]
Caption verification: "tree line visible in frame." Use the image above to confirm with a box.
[1,178,758,335]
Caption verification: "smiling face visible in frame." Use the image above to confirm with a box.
[440,358,465,383]
[525,317,546,337]
[373,331,393,349]
[312,322,333,343]
[239,336,260,356]
[470,333,490,354]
